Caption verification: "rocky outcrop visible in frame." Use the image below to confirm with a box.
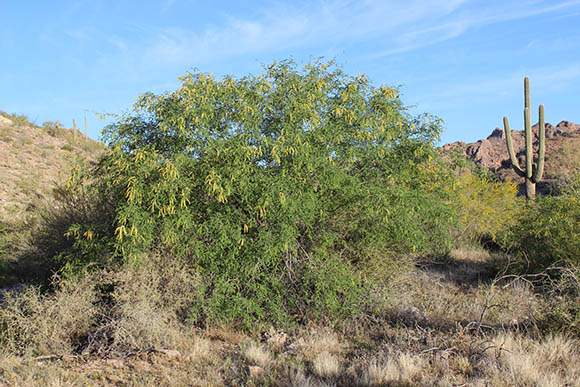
[442,121,580,169]
[440,121,580,195]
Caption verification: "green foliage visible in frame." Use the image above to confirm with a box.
[0,222,12,280]
[0,160,118,286]
[453,171,520,243]
[58,60,454,326]
[43,121,66,138]
[79,138,105,154]
[47,163,118,277]
[501,174,580,272]
[15,135,33,147]
[0,111,35,128]
[0,125,14,143]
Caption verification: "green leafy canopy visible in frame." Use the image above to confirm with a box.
[62,59,455,325]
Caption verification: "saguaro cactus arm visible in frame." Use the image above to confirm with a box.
[524,106,533,179]
[532,104,545,183]
[503,116,526,178]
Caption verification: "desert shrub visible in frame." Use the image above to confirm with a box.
[0,253,202,355]
[79,139,105,154]
[57,60,454,326]
[501,174,580,273]
[452,171,520,243]
[43,121,66,138]
[89,252,203,353]
[0,125,14,143]
[1,112,33,128]
[0,276,98,355]
[545,175,571,196]
[0,222,12,279]
[0,219,37,285]
[537,276,580,337]
[2,160,118,285]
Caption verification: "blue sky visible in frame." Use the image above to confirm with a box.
[1,0,580,144]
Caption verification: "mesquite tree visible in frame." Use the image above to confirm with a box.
[58,60,456,325]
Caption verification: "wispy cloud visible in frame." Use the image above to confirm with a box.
[120,0,580,71]
[61,0,579,74]
[371,0,580,57]
[34,0,580,112]
[134,0,470,66]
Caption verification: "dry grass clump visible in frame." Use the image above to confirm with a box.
[361,358,399,386]
[184,335,213,363]
[243,342,273,368]
[206,325,246,344]
[0,252,203,357]
[485,333,580,386]
[360,353,425,386]
[312,351,341,378]
[0,275,97,356]
[100,252,202,353]
[294,329,342,360]
[388,250,540,331]
[449,247,491,263]
[353,330,579,386]
[395,352,425,383]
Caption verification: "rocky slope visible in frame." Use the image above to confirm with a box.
[440,120,580,194]
[0,112,105,223]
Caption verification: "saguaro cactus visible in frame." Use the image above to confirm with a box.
[503,77,545,200]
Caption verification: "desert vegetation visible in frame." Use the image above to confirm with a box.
[0,61,579,386]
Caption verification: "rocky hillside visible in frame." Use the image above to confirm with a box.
[0,112,106,223]
[441,120,580,194]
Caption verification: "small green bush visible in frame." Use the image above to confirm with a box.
[501,175,580,272]
[1,112,33,127]
[0,222,13,280]
[0,126,14,142]
[60,144,74,152]
[0,160,117,286]
[0,277,97,355]
[79,139,105,155]
[452,171,520,243]
[15,136,33,147]
[43,121,66,138]
[0,252,203,355]
[54,60,455,326]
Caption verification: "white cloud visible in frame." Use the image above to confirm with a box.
[121,0,580,68]
[369,0,580,58]
[63,0,580,88]
[135,0,470,66]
